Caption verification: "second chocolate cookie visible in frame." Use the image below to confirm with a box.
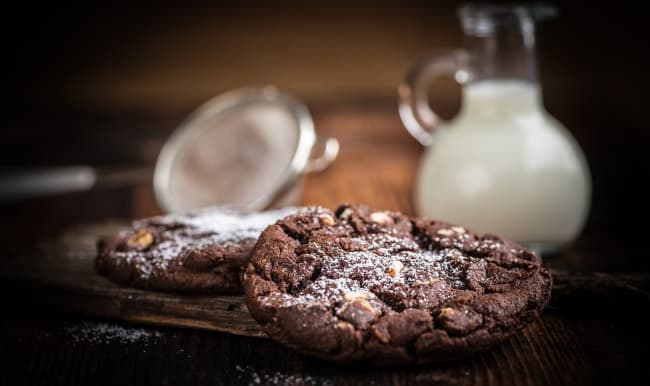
[244,204,552,364]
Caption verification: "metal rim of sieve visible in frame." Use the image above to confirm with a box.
[153,86,336,213]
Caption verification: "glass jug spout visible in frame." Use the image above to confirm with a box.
[458,4,556,84]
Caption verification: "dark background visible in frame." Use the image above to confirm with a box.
[1,2,649,385]
[2,1,647,271]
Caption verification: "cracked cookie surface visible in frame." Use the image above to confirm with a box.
[96,206,297,293]
[244,204,552,364]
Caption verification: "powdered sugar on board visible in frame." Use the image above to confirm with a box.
[61,321,162,345]
[234,364,334,386]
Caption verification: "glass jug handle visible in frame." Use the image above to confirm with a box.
[398,50,469,146]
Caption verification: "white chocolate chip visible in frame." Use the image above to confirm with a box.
[338,298,377,316]
[127,229,154,250]
[355,299,376,313]
[372,327,391,343]
[451,226,466,233]
[370,211,391,224]
[339,208,354,221]
[336,321,354,330]
[343,291,370,302]
[436,228,454,237]
[343,290,370,302]
[319,214,336,226]
[438,307,455,317]
[387,260,404,277]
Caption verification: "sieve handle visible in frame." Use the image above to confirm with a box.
[304,136,340,173]
[0,166,152,201]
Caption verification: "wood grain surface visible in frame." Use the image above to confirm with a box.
[2,222,649,340]
[3,2,649,383]
[2,104,649,386]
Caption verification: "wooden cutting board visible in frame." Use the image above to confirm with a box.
[2,223,265,337]
[2,222,649,338]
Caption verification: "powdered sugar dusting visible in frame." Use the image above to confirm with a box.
[109,206,299,279]
[151,206,299,244]
[264,229,478,312]
[257,205,529,316]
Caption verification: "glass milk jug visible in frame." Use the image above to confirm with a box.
[398,4,590,252]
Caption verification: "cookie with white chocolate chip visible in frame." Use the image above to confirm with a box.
[244,204,552,364]
[96,206,298,293]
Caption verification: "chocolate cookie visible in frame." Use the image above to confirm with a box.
[244,204,551,364]
[96,207,297,293]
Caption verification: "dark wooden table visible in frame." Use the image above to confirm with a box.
[1,102,648,385]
